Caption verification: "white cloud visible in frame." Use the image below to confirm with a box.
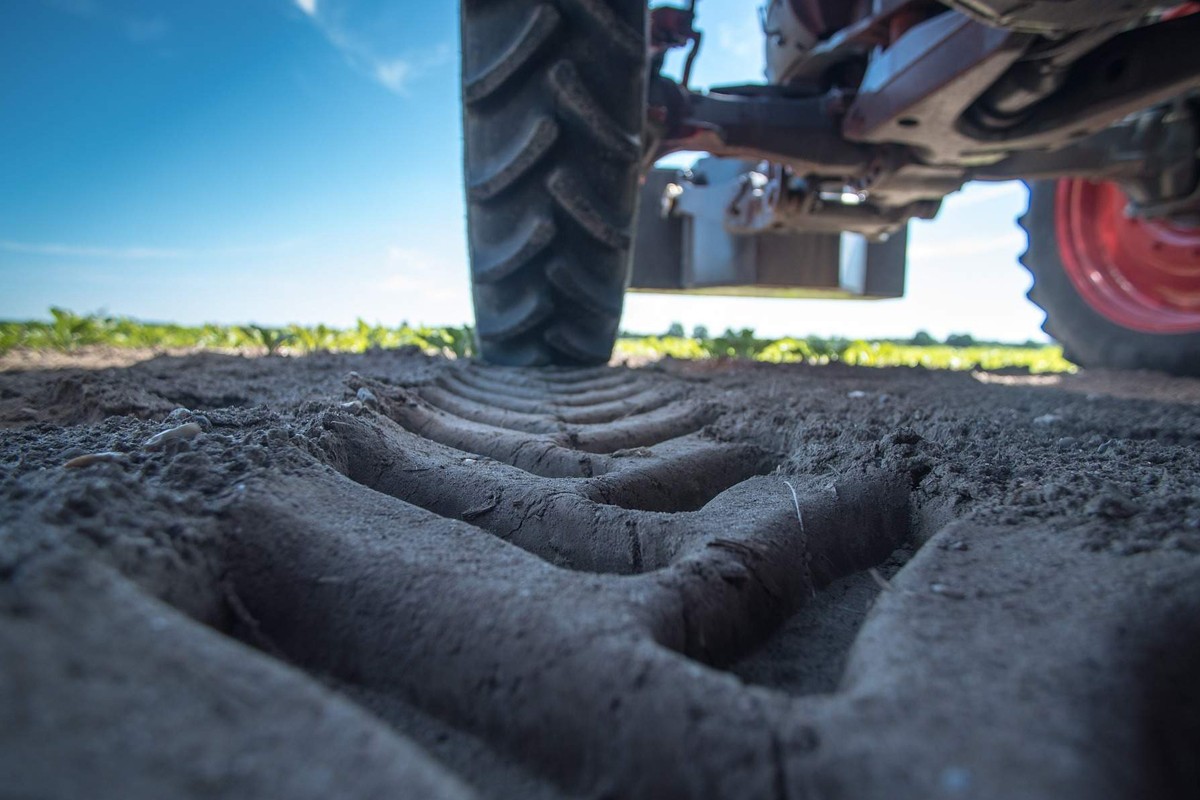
[374,59,412,93]
[290,1,449,95]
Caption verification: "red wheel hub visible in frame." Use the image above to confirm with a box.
[1054,179,1200,334]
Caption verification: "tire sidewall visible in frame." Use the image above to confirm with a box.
[1022,180,1200,376]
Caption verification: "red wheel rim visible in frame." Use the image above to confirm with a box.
[1054,179,1200,334]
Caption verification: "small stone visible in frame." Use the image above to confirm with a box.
[356,387,379,407]
[144,422,203,450]
[847,390,869,399]
[1033,414,1061,425]
[930,582,967,599]
[64,451,125,469]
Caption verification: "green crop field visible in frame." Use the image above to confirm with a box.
[0,309,1075,373]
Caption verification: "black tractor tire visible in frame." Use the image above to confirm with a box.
[1019,180,1200,376]
[460,0,647,366]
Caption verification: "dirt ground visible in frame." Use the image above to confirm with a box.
[2,347,1199,799]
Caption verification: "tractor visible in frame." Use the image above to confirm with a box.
[459,0,1200,374]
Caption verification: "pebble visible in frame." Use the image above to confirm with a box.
[356,387,380,407]
[1033,414,1061,425]
[144,422,203,450]
[64,451,125,469]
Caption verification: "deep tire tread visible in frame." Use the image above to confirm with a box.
[475,287,554,341]
[462,0,646,366]
[561,0,643,60]
[468,116,559,201]
[545,166,631,250]
[547,60,640,162]
[462,4,562,105]
[546,256,625,315]
[473,215,557,283]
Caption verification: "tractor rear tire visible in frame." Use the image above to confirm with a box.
[460,0,647,366]
[1019,179,1200,376]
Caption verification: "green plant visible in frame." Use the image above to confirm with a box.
[711,328,767,359]
[0,322,24,355]
[237,325,293,356]
[46,307,103,351]
[440,325,476,358]
[288,324,338,354]
[615,336,710,360]
[757,337,819,364]
[0,308,1077,374]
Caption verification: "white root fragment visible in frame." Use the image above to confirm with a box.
[143,422,203,450]
[64,451,125,469]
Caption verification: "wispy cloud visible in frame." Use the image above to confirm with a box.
[0,239,303,260]
[291,0,450,95]
[373,59,412,93]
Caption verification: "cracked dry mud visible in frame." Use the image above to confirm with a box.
[2,350,1199,799]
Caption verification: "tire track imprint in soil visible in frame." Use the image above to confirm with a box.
[5,353,1200,800]
[329,363,907,579]
[208,360,917,797]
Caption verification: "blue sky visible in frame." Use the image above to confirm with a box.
[0,0,1045,342]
